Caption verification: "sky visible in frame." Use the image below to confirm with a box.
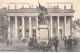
[0,0,80,21]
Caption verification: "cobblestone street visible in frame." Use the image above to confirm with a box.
[0,40,80,52]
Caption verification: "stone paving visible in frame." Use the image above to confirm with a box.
[0,40,80,52]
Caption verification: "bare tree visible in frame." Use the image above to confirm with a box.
[0,8,9,42]
[72,19,80,37]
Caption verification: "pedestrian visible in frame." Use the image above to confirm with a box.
[67,36,73,49]
[63,36,67,48]
[20,33,22,40]
[37,43,40,51]
[73,38,78,47]
[28,38,33,50]
[54,37,59,52]
[47,41,52,51]
[44,42,47,51]
[6,39,9,47]
[42,42,47,51]
[33,37,37,49]
[39,42,42,49]
[41,42,44,51]
[10,40,12,46]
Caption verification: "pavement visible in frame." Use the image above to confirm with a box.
[0,40,80,52]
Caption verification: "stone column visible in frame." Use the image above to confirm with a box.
[70,17,72,37]
[50,16,53,38]
[22,16,25,39]
[36,16,38,39]
[57,16,59,36]
[29,16,32,38]
[64,16,66,36]
[15,16,18,39]
[8,16,10,39]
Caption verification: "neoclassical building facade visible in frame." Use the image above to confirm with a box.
[2,5,75,41]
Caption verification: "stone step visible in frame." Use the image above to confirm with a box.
[12,40,23,43]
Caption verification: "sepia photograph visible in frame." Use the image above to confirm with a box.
[0,0,80,52]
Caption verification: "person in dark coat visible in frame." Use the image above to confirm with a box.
[73,38,78,47]
[28,38,33,50]
[28,38,33,46]
[33,37,37,49]
[47,41,52,51]
[54,37,59,52]
[10,40,12,46]
[63,36,67,48]
[6,39,9,47]
[67,36,73,49]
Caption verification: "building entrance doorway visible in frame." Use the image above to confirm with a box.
[60,29,62,40]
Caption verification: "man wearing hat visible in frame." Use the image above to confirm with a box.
[67,36,73,49]
[63,36,67,48]
[54,36,59,52]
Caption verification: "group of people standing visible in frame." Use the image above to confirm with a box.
[28,36,59,51]
[28,37,52,51]
[53,36,78,52]
[6,39,12,47]
[63,36,78,49]
[5,35,78,52]
[28,36,78,52]
[49,36,78,52]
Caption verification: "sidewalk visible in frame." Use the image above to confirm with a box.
[0,40,80,52]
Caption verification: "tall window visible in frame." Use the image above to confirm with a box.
[32,18,36,26]
[53,28,56,35]
[25,29,29,38]
[59,20,62,26]
[32,29,36,37]
[66,18,70,23]
[52,19,56,27]
[25,18,29,26]
[45,19,49,25]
